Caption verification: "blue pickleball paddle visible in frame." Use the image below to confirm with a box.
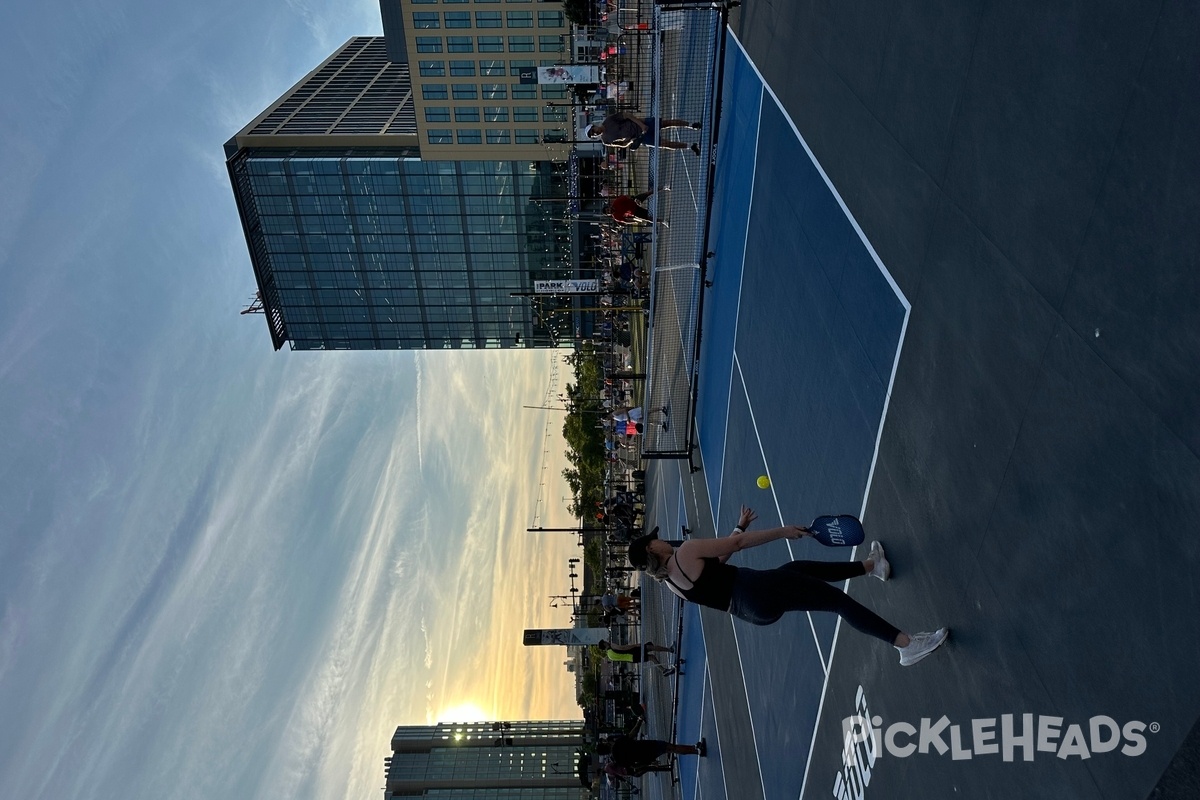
[807,515,866,547]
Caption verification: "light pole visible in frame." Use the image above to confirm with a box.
[549,557,582,615]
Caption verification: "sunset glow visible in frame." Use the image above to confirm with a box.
[438,703,491,723]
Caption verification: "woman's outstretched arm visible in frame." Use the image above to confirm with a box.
[719,505,758,563]
[678,513,807,572]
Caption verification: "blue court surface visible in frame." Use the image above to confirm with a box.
[638,2,1200,796]
[645,34,910,800]
[637,2,1200,797]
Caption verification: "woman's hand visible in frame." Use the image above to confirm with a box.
[737,505,758,529]
[782,525,811,540]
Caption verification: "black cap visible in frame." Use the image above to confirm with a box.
[627,533,656,570]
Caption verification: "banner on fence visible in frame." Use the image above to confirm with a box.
[537,65,600,84]
[534,279,599,294]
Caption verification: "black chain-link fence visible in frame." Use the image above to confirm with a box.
[640,3,730,459]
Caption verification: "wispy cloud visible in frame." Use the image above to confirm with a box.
[256,352,580,800]
[0,4,581,800]
[284,0,382,55]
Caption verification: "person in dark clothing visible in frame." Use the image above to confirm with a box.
[626,505,949,666]
[585,112,702,154]
[598,735,706,781]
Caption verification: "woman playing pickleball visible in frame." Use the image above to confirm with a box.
[626,506,948,666]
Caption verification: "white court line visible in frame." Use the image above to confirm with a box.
[655,461,671,529]
[728,615,771,800]
[692,612,734,800]
[694,658,710,799]
[678,480,689,536]
[710,82,763,531]
[725,30,913,800]
[680,462,755,800]
[733,351,830,676]
[687,76,766,800]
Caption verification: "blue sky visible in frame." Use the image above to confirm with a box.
[0,2,581,798]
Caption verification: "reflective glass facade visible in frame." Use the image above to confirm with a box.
[384,720,585,799]
[228,150,577,350]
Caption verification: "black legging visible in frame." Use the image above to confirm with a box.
[727,560,901,643]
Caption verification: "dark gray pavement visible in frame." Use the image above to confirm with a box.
[640,1,1200,798]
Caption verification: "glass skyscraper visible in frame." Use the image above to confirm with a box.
[226,36,580,351]
[384,720,586,798]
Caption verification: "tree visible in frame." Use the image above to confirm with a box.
[561,343,607,517]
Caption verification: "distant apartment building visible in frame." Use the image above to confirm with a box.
[384,719,586,798]
[380,0,575,161]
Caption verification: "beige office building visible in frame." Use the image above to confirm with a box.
[382,0,575,161]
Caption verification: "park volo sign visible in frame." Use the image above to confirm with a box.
[831,686,1157,800]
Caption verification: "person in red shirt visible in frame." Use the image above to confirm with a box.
[609,186,670,227]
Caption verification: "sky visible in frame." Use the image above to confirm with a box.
[0,1,582,798]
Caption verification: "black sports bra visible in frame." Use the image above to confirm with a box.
[666,554,737,611]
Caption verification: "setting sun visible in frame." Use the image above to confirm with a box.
[437,703,490,723]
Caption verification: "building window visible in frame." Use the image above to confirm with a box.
[413,12,440,28]
[515,129,539,144]
[486,129,511,144]
[452,84,478,100]
[484,106,509,122]
[444,11,471,27]
[410,0,437,3]
[425,107,451,122]
[506,10,533,27]
[443,0,469,3]
[457,129,483,144]
[447,36,473,52]
[427,129,452,144]
[479,59,505,76]
[482,83,507,99]
[419,60,446,77]
[513,107,538,122]
[422,84,449,100]
[508,35,533,52]
[416,36,443,52]
[512,82,536,99]
[475,11,501,27]
[538,10,564,27]
[450,60,476,76]
[543,128,567,142]
[541,85,567,99]
[538,35,563,52]
[543,107,566,122]
[477,36,503,52]
[455,107,481,122]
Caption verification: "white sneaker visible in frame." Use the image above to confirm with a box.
[897,628,948,666]
[868,541,890,581]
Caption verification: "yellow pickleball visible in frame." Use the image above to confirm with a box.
[757,475,771,489]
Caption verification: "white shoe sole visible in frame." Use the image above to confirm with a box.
[899,628,948,666]
[869,541,890,581]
